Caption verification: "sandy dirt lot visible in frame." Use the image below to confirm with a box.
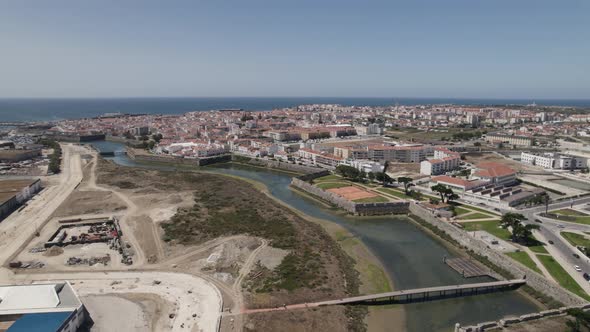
[54,190,126,217]
[9,271,223,332]
[83,295,152,332]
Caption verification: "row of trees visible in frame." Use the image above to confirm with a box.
[430,184,459,203]
[37,138,62,174]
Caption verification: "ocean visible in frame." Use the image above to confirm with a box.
[0,97,589,122]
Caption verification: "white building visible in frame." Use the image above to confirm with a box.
[0,282,91,332]
[342,159,384,173]
[354,123,383,136]
[420,148,461,175]
[521,152,587,170]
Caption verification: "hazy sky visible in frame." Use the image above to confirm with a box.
[0,0,588,99]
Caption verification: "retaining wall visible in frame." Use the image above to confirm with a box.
[127,148,231,166]
[409,202,586,307]
[456,303,590,332]
[231,155,322,174]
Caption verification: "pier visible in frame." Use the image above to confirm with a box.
[444,257,492,278]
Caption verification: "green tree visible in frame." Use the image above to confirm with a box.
[397,177,415,195]
[500,213,538,244]
[429,184,458,203]
[375,172,392,185]
[152,133,163,142]
[335,165,361,181]
[566,308,590,332]
[431,184,447,202]
[367,172,375,181]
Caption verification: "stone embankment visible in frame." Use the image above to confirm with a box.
[290,172,409,215]
[409,202,586,307]
[127,148,231,166]
[231,155,322,174]
[456,303,590,332]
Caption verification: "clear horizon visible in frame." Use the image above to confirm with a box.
[1,0,589,99]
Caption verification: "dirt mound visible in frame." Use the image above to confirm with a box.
[44,246,64,257]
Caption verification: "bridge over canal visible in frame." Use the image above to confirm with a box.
[241,279,526,315]
[317,279,526,306]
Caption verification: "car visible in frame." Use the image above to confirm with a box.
[558,225,566,229]
[574,253,581,259]
[584,273,590,281]
[494,208,501,212]
[534,219,542,223]
[575,265,582,272]
[549,240,554,244]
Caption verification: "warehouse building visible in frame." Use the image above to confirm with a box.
[0,282,91,332]
[0,179,41,221]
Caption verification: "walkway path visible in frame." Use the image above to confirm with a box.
[521,246,556,282]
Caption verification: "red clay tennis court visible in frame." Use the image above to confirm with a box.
[326,186,378,201]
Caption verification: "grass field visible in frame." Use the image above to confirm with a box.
[458,212,494,220]
[376,187,410,199]
[313,174,342,183]
[529,244,549,254]
[536,254,590,301]
[561,232,590,248]
[452,203,500,216]
[462,220,511,241]
[454,207,473,216]
[506,251,541,273]
[315,182,351,190]
[554,209,589,217]
[549,209,590,225]
[353,196,390,203]
[376,187,433,201]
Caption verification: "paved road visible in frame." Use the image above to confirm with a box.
[517,204,590,295]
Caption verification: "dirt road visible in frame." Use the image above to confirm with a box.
[0,145,226,332]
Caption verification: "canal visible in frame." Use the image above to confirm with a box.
[93,141,540,331]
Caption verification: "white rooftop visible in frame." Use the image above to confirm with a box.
[0,284,60,312]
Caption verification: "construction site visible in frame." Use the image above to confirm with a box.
[11,216,135,270]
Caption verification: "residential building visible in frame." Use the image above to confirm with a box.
[298,148,343,168]
[521,152,587,169]
[484,133,533,147]
[341,159,384,173]
[420,148,461,175]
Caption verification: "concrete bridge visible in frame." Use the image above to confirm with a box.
[316,279,526,306]
[240,279,526,316]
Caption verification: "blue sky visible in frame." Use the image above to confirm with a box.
[0,0,588,99]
